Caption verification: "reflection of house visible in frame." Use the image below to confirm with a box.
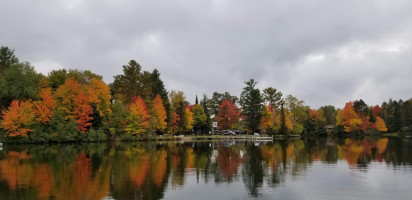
[325,125,334,134]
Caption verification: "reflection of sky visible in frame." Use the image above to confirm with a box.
[162,161,412,200]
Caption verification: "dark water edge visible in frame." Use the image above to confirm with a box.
[1,131,410,144]
[0,137,412,200]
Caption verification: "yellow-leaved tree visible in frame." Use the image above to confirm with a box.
[88,78,112,117]
[375,116,388,132]
[184,107,193,132]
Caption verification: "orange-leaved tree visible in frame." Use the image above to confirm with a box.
[75,90,94,132]
[151,149,167,187]
[375,116,388,132]
[33,88,56,123]
[215,100,241,130]
[126,96,150,135]
[309,109,318,121]
[0,100,36,137]
[151,94,167,133]
[340,102,362,133]
[260,105,274,131]
[168,112,180,135]
[54,78,83,120]
[54,78,95,132]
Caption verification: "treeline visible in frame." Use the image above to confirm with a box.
[0,46,412,142]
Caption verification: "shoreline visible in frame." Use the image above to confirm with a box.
[0,132,409,145]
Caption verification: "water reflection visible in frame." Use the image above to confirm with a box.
[0,137,411,199]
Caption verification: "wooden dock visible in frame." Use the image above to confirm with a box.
[189,135,274,142]
[189,135,299,141]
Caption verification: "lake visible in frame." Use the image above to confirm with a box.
[0,137,411,200]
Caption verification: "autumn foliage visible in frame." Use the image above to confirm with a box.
[339,102,362,132]
[75,91,94,132]
[54,78,97,132]
[126,96,150,135]
[151,94,167,133]
[274,110,293,131]
[0,57,399,140]
[260,105,274,131]
[168,112,180,134]
[216,147,244,178]
[375,116,388,132]
[129,152,150,188]
[215,100,241,130]
[336,101,388,133]
[184,107,194,131]
[0,100,35,137]
[54,78,83,120]
[89,78,112,117]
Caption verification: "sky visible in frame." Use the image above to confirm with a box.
[1,0,412,108]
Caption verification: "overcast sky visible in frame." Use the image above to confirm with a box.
[1,0,412,108]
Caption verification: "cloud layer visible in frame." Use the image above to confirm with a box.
[1,0,412,108]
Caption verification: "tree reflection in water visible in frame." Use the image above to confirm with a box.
[0,137,410,200]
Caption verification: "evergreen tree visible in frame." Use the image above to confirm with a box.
[201,94,212,133]
[353,99,369,118]
[111,60,151,105]
[401,99,412,131]
[239,79,264,133]
[150,69,171,122]
[0,46,19,74]
[279,103,287,135]
[207,92,238,116]
[262,87,282,110]
[382,99,402,132]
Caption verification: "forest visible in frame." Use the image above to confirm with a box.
[1,46,412,143]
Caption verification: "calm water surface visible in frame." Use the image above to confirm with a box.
[0,137,412,200]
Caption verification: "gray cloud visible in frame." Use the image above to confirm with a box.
[1,0,412,108]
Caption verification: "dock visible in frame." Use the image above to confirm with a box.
[188,135,274,142]
[189,135,299,142]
